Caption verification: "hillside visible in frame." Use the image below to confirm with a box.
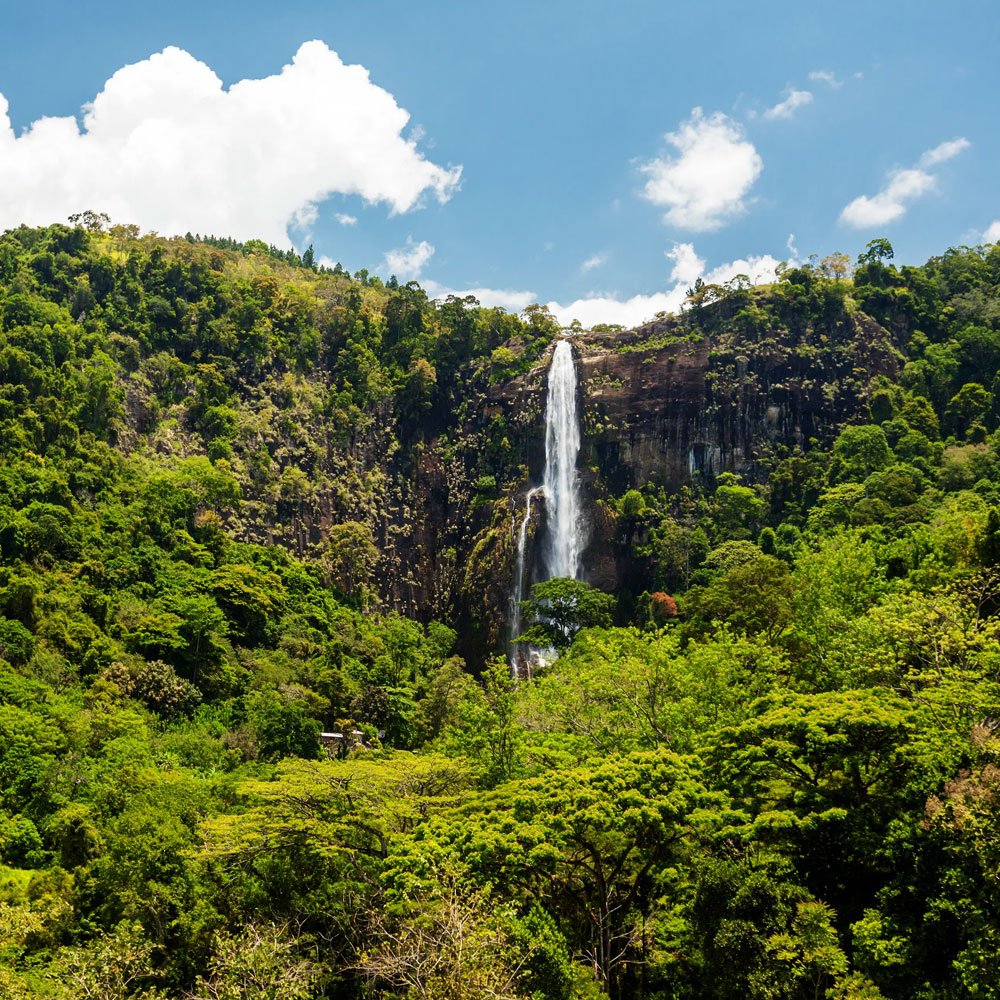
[1,220,999,998]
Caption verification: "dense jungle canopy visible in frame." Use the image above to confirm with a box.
[0,218,998,998]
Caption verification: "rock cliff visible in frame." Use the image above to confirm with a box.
[453,297,901,655]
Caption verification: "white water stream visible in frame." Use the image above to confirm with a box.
[508,486,545,666]
[509,339,584,671]
[542,340,583,581]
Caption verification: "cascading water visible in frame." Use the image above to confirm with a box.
[509,339,584,672]
[508,486,544,666]
[542,340,583,581]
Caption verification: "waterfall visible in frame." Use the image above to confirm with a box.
[543,340,583,581]
[509,339,584,673]
[508,486,544,666]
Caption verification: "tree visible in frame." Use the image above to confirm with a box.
[397,357,438,421]
[184,923,321,1000]
[320,521,379,604]
[819,252,854,281]
[684,555,794,642]
[636,590,678,627]
[787,529,886,688]
[944,382,991,438]
[829,425,893,483]
[245,689,321,761]
[518,627,785,756]
[857,239,894,266]
[712,474,766,540]
[683,853,828,1000]
[619,489,646,519]
[359,873,528,1000]
[711,689,953,922]
[110,659,202,717]
[429,748,717,997]
[200,753,473,871]
[517,578,615,651]
[443,658,524,787]
[765,901,849,1000]
[53,922,167,1000]
[416,656,477,742]
[210,564,285,645]
[0,618,35,666]
[198,754,475,980]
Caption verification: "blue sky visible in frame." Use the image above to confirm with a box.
[0,0,997,325]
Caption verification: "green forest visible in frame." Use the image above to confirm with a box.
[0,217,999,999]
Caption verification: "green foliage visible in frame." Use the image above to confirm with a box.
[185,923,322,999]
[320,520,379,603]
[517,577,615,650]
[519,627,786,755]
[439,658,525,788]
[830,425,893,483]
[427,747,718,993]
[0,223,999,998]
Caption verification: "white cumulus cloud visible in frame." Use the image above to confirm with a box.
[418,246,784,328]
[702,253,783,288]
[0,41,461,246]
[840,138,970,229]
[665,242,705,285]
[547,291,688,329]
[335,213,358,226]
[383,238,435,280]
[763,89,814,121]
[546,249,783,328]
[640,108,763,231]
[984,220,1000,243]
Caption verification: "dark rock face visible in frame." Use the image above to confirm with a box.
[574,310,900,494]
[577,335,711,493]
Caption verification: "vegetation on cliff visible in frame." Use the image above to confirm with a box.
[0,218,999,998]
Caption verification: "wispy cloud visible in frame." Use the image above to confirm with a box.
[840,137,971,228]
[0,42,461,246]
[416,243,783,329]
[808,69,843,89]
[763,89,813,121]
[918,138,971,167]
[581,253,607,272]
[334,212,358,226]
[640,108,763,231]
[412,243,785,329]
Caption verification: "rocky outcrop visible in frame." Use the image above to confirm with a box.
[573,310,901,493]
